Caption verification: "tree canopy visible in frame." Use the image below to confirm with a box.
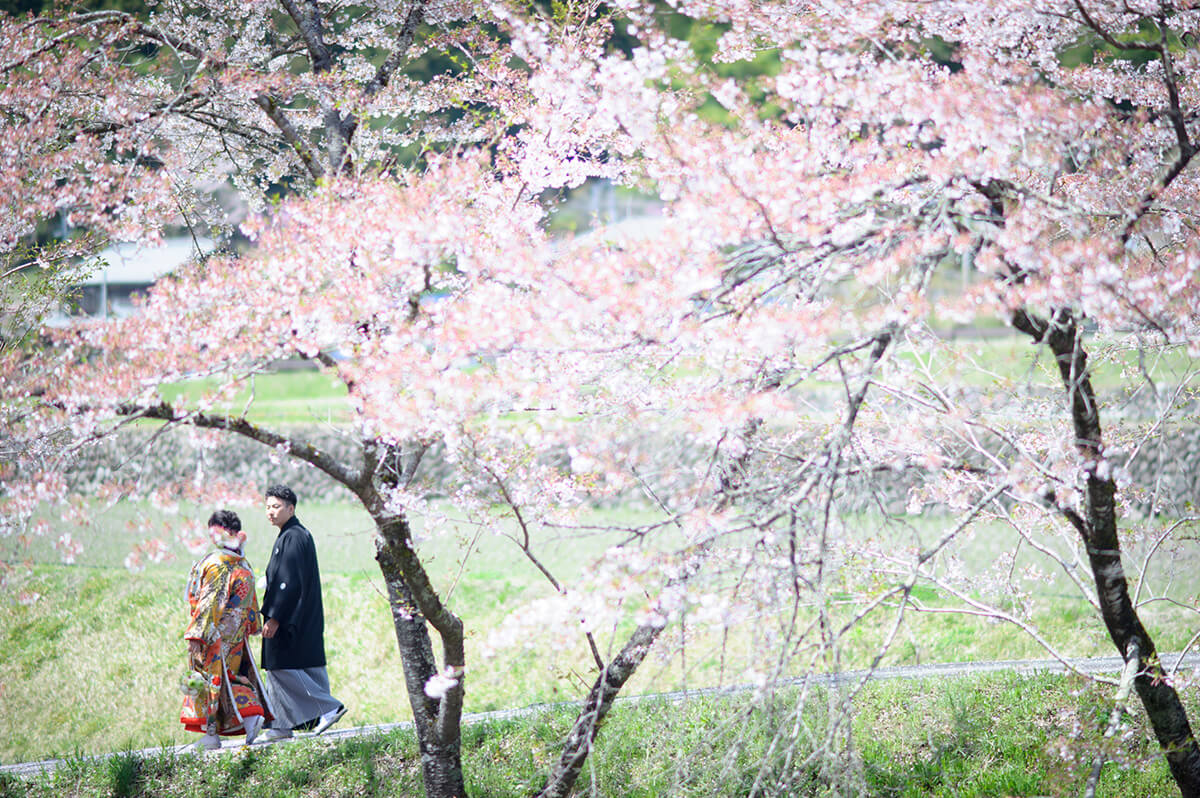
[3,1,1200,795]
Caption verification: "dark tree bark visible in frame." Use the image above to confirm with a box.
[122,405,677,797]
[363,451,466,798]
[534,622,664,798]
[1012,306,1200,797]
[128,406,469,798]
[375,519,465,798]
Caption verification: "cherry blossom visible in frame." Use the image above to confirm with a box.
[5,0,1200,794]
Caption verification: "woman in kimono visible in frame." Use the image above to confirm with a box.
[180,509,272,750]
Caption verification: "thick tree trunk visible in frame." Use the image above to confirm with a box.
[534,623,663,798]
[137,415,468,795]
[374,509,466,798]
[1014,307,1200,797]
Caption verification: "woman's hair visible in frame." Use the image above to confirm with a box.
[207,509,242,532]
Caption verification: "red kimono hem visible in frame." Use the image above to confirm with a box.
[181,706,266,736]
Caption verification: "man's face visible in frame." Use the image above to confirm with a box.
[266,496,295,528]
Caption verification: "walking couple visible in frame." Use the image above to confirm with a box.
[180,484,347,750]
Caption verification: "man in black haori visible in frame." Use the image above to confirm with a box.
[254,484,346,743]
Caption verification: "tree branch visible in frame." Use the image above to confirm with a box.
[1072,1,1160,53]
[481,460,606,671]
[278,0,333,72]
[374,514,465,727]
[253,94,326,181]
[342,1,429,152]
[534,622,662,798]
[127,400,363,487]
[1071,6,1199,244]
[1012,304,1200,788]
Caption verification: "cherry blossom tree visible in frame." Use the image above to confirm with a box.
[0,2,675,795]
[5,0,1200,795]
[616,1,1200,793]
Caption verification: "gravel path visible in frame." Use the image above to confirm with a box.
[4,652,1197,779]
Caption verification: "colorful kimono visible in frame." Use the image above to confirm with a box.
[180,546,272,736]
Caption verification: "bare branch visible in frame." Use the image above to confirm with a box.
[1072,1,1161,53]
[127,400,363,487]
[481,460,605,671]
[253,94,326,181]
[341,1,429,152]
[1085,639,1141,798]
[364,1,428,98]
[278,0,333,72]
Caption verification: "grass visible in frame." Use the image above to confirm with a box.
[157,370,352,424]
[4,498,1200,765]
[891,331,1199,392]
[0,499,661,764]
[146,335,1199,425]
[0,672,1187,797]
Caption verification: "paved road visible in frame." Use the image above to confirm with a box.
[4,652,1197,779]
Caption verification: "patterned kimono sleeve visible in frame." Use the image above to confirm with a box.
[184,558,225,644]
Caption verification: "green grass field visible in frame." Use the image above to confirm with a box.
[157,370,353,424]
[3,497,1199,767]
[148,335,1198,425]
[0,672,1189,797]
[3,337,1197,784]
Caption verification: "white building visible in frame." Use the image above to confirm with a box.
[64,237,211,320]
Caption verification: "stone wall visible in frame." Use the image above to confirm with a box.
[63,422,1200,515]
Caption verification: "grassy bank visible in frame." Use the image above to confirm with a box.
[149,336,1198,425]
[0,672,1184,797]
[4,498,1200,765]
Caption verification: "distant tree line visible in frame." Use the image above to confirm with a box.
[0,0,148,16]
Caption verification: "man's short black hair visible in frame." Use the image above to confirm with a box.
[207,509,242,532]
[266,484,298,507]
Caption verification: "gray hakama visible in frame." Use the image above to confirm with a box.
[263,667,342,730]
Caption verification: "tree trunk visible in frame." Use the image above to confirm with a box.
[1014,307,1200,797]
[375,512,466,798]
[534,623,663,798]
